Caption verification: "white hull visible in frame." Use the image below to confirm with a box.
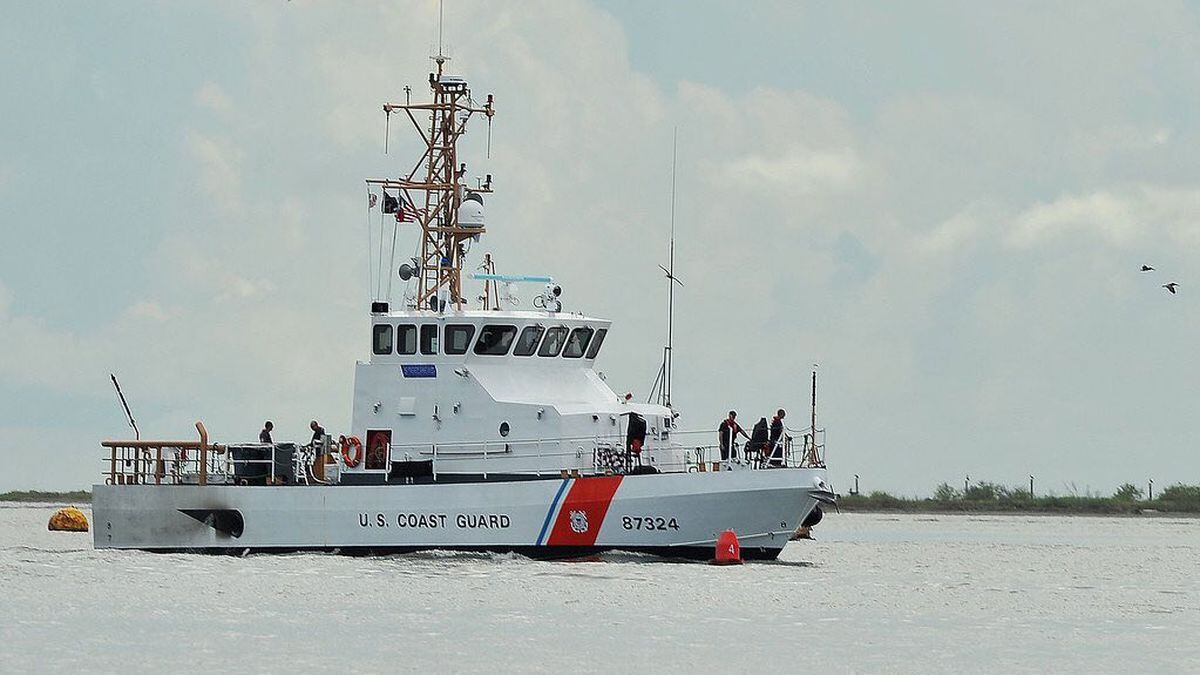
[93,468,830,560]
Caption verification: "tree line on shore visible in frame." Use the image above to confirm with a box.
[840,481,1200,514]
[0,490,93,503]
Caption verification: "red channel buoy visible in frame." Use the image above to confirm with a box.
[709,529,742,565]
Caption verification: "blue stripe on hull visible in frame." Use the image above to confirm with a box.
[535,479,571,545]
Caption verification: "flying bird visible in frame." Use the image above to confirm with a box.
[1141,264,1154,272]
[1163,282,1179,294]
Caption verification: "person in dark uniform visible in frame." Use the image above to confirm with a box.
[768,409,787,467]
[259,421,274,444]
[717,411,749,461]
[748,417,770,465]
[310,420,326,443]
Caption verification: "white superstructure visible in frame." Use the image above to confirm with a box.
[348,309,687,482]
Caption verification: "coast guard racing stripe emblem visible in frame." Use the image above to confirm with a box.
[545,476,623,547]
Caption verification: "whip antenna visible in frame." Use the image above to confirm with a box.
[110,373,140,440]
[649,128,683,407]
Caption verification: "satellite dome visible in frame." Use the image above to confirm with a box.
[458,192,484,228]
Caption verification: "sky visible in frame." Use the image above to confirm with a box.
[2,1,1199,496]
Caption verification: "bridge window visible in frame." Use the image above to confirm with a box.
[420,324,439,355]
[585,328,607,359]
[563,326,594,358]
[445,324,476,355]
[513,325,544,356]
[474,325,517,356]
[538,326,569,357]
[397,324,417,355]
[372,324,393,355]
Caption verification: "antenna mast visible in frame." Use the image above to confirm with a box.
[650,129,683,408]
[110,373,140,440]
[367,7,495,311]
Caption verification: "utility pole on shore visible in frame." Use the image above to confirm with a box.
[1148,479,1154,501]
[1030,475,1035,498]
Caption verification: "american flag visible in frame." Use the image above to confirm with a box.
[396,193,420,223]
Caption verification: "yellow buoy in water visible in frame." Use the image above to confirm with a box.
[48,506,89,532]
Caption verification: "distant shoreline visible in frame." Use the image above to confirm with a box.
[836,489,1200,516]
[834,505,1196,518]
[0,490,92,504]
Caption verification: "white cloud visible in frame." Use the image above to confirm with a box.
[1007,191,1141,248]
[1006,186,1200,250]
[194,81,233,115]
[184,129,244,217]
[720,147,860,193]
[916,207,988,259]
[122,300,171,322]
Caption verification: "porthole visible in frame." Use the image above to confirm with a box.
[499,422,510,437]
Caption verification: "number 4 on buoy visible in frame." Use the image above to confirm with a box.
[709,529,742,565]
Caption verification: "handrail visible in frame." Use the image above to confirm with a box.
[100,422,826,485]
[382,427,819,476]
[198,422,209,486]
[101,421,227,486]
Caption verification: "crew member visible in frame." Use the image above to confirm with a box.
[259,421,273,444]
[768,409,787,467]
[748,417,770,465]
[310,420,326,444]
[717,411,749,461]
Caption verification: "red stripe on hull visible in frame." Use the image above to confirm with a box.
[546,476,623,547]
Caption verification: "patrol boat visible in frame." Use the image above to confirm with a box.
[92,53,835,561]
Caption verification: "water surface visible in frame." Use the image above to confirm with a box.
[1,505,1196,673]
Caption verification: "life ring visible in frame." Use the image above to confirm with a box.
[340,435,363,468]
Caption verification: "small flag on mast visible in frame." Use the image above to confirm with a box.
[396,193,419,223]
[382,193,399,214]
[368,193,378,209]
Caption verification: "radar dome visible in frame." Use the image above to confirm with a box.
[458,192,485,228]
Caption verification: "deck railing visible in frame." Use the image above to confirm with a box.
[101,422,225,486]
[101,423,827,486]
[386,426,826,479]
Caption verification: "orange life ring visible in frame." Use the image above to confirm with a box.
[340,435,363,468]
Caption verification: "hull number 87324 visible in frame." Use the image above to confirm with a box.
[622,516,680,531]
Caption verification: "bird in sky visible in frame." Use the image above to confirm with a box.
[1141,264,1154,272]
[1163,282,1179,294]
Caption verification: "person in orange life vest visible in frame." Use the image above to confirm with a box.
[717,411,749,461]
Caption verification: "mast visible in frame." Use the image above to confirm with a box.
[811,365,817,445]
[665,129,678,408]
[367,40,495,312]
[808,364,823,467]
[650,129,683,408]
